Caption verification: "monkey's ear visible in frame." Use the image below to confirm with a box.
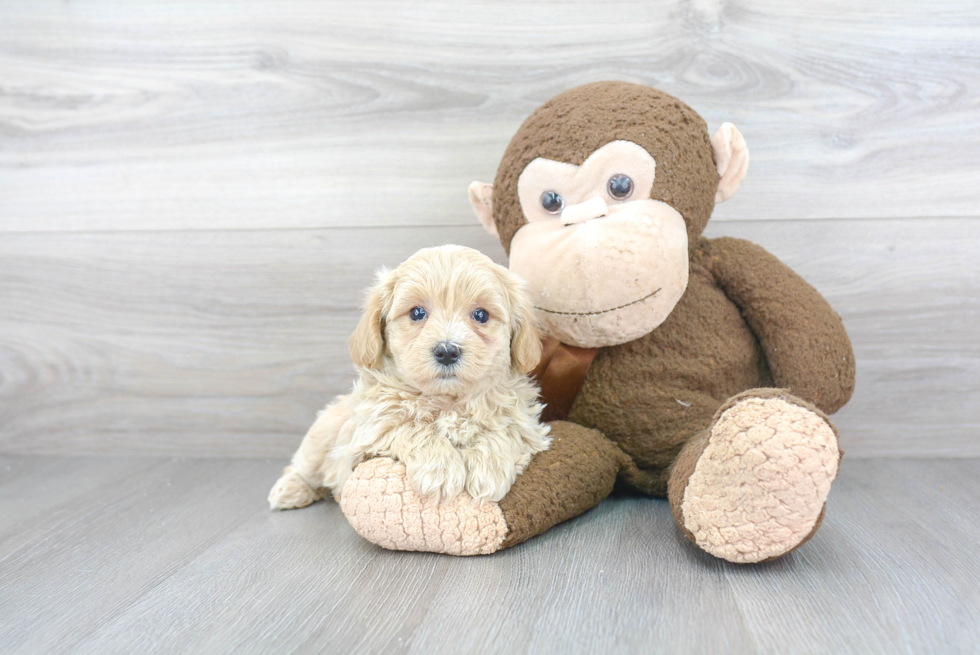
[348,268,395,370]
[468,182,499,238]
[711,123,750,204]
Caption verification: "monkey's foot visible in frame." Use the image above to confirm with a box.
[669,390,841,564]
[340,458,509,556]
[340,422,626,556]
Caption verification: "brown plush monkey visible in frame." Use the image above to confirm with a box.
[340,82,855,563]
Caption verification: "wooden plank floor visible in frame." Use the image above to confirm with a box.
[1,456,977,654]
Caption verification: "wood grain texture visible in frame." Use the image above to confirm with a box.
[0,455,160,534]
[0,226,504,457]
[706,218,980,457]
[0,457,273,654]
[723,458,980,655]
[0,456,977,654]
[2,3,976,651]
[1,0,979,232]
[1,218,977,458]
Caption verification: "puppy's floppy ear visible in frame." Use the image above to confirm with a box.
[349,268,395,370]
[496,265,542,374]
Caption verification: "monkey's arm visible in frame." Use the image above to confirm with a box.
[705,237,855,414]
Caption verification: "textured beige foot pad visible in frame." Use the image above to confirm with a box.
[340,458,509,556]
[681,397,840,563]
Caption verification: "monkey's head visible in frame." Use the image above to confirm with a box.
[468,82,749,348]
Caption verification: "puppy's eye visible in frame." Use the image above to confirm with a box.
[540,191,564,214]
[410,306,427,321]
[607,174,634,200]
[471,308,489,324]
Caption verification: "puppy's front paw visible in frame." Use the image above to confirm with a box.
[404,441,466,502]
[462,450,517,505]
[268,467,323,510]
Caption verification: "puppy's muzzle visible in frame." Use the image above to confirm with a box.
[432,342,462,367]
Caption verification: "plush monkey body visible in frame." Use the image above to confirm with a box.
[340,82,855,564]
[571,237,853,499]
[570,242,772,496]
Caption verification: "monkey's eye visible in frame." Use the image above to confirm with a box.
[607,174,634,200]
[410,306,427,321]
[540,190,565,214]
[471,308,489,324]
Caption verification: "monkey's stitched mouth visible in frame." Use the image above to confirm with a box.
[533,288,661,317]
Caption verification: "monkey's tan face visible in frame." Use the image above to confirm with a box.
[508,140,689,348]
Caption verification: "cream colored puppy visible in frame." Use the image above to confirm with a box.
[268,245,551,510]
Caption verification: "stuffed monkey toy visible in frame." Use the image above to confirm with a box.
[340,82,855,563]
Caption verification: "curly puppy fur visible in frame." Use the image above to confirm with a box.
[268,245,551,510]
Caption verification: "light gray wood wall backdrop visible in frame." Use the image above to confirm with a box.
[1,0,978,457]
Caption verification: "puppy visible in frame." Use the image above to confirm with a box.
[268,245,551,510]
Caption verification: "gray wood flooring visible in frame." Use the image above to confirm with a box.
[0,455,977,654]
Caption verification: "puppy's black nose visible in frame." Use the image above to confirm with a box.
[433,342,461,367]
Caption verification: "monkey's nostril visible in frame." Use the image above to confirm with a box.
[433,342,462,367]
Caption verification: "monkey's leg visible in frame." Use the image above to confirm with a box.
[667,388,842,563]
[339,421,629,556]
